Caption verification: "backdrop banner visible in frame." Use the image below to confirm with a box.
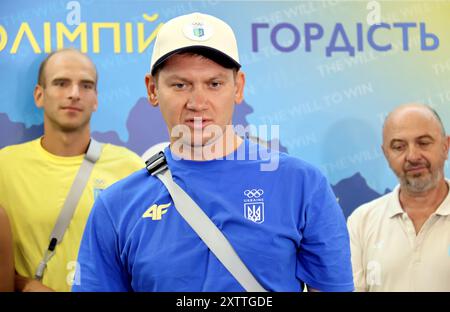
[1,0,449,217]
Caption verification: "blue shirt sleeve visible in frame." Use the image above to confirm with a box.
[296,174,354,292]
[72,196,131,292]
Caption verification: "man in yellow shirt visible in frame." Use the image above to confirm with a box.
[0,49,143,291]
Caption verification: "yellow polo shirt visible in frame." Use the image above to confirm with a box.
[0,138,143,291]
[347,180,450,291]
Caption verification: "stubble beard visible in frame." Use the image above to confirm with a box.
[399,161,443,193]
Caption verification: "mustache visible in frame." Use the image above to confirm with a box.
[403,160,430,171]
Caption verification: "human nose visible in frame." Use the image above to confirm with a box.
[68,84,80,100]
[186,87,207,111]
[405,145,422,162]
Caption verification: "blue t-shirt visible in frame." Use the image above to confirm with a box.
[73,139,354,292]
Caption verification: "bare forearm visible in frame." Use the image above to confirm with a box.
[0,206,14,292]
[0,268,14,292]
[15,274,54,292]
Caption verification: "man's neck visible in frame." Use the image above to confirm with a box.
[399,179,449,211]
[399,179,449,234]
[41,128,91,157]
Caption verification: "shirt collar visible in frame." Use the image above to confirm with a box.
[435,179,450,216]
[387,179,450,218]
[387,185,404,218]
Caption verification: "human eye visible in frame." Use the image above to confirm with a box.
[53,80,67,87]
[418,140,432,147]
[209,80,223,89]
[82,82,94,90]
[171,82,186,90]
[391,142,405,151]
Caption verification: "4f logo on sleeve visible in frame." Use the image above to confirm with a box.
[142,203,171,220]
[243,189,265,224]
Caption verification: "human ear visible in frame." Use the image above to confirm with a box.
[234,71,245,105]
[145,74,159,107]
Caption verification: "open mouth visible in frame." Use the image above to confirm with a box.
[185,117,213,129]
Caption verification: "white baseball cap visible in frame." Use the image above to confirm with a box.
[150,12,241,75]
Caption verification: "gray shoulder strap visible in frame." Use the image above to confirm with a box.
[35,139,103,281]
[155,166,267,292]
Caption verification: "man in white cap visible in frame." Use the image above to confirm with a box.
[348,103,450,291]
[73,13,353,292]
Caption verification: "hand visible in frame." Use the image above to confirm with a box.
[15,274,54,292]
[306,285,321,292]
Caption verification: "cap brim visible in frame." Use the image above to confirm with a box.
[151,46,241,75]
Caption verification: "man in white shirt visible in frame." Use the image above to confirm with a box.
[348,103,450,291]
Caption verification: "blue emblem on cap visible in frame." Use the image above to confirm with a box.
[193,27,204,38]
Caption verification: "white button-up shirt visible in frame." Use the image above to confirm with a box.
[347,180,450,291]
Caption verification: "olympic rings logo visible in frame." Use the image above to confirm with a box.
[244,189,264,198]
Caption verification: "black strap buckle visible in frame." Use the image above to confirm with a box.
[145,151,168,176]
[48,237,58,252]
